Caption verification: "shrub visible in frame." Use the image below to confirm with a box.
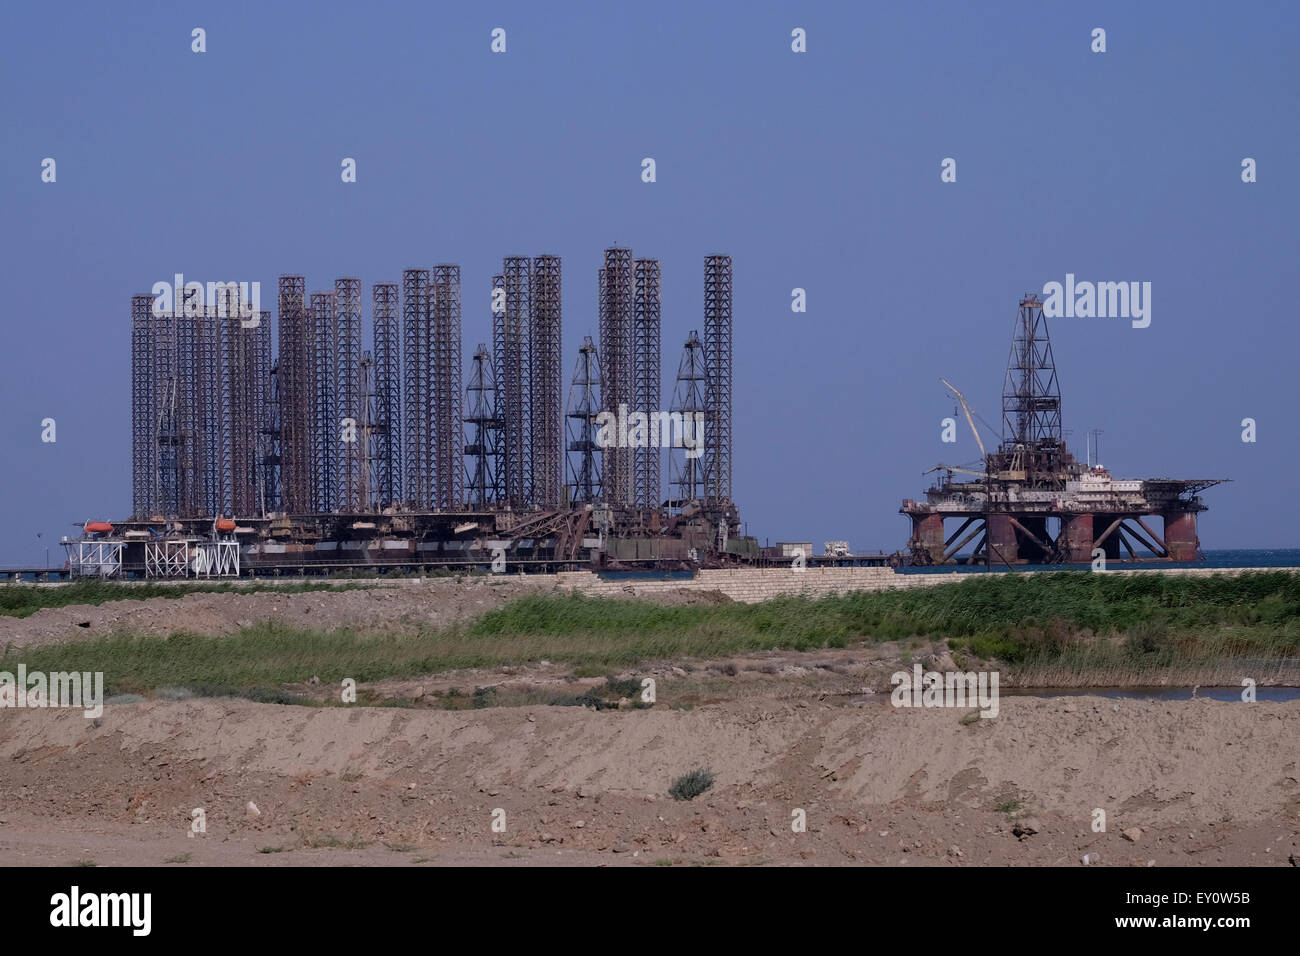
[669,767,715,801]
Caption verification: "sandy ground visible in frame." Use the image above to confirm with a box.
[1,583,1297,866]
[1,673,1296,866]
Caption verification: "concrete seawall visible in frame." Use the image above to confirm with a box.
[547,565,1296,605]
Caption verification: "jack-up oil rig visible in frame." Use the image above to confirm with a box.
[62,250,744,579]
[901,295,1227,565]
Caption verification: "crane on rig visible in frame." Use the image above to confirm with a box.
[940,378,986,460]
[924,464,987,479]
[928,379,992,488]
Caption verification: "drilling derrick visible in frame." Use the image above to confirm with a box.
[464,344,500,508]
[355,350,380,510]
[490,274,508,506]
[565,336,603,505]
[530,255,563,510]
[371,282,401,507]
[991,294,1068,487]
[669,330,707,506]
[632,258,661,510]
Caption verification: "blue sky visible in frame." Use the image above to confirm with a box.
[1,0,1297,563]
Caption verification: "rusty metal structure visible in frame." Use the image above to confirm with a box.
[498,260,530,508]
[192,299,223,517]
[402,268,432,509]
[485,255,562,511]
[310,290,338,512]
[599,248,634,507]
[115,248,744,577]
[130,294,158,517]
[277,276,312,514]
[431,265,463,511]
[530,255,563,510]
[902,294,1227,565]
[261,360,281,514]
[703,255,733,507]
[335,278,363,512]
[223,294,271,517]
[633,258,662,510]
[130,286,269,520]
[371,281,401,507]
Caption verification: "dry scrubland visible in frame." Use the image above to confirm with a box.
[0,570,1297,866]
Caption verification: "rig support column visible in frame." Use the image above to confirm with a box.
[1163,512,1199,561]
[530,255,562,510]
[910,513,945,564]
[1063,513,1094,563]
[986,514,1020,564]
[600,248,634,507]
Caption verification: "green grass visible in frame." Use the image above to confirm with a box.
[468,574,1300,680]
[5,572,1298,695]
[0,580,373,619]
[471,572,1300,653]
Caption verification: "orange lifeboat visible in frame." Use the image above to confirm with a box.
[85,521,114,534]
[214,518,237,532]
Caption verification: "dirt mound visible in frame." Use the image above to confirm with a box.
[0,579,538,649]
[0,579,737,651]
[1,693,1295,866]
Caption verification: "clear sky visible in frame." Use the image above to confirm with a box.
[1,0,1297,564]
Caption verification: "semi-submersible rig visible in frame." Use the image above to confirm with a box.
[901,294,1227,566]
